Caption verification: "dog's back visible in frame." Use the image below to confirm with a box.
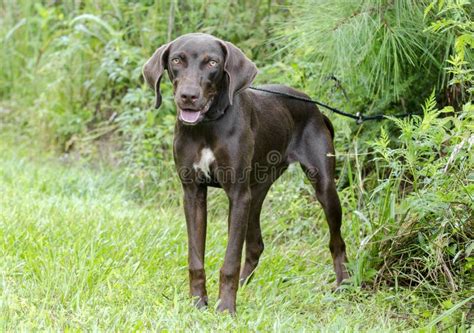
[242,84,335,152]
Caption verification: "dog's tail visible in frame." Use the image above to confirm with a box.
[322,114,334,140]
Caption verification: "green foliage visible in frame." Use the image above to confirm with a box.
[368,93,473,294]
[425,0,474,102]
[276,0,469,115]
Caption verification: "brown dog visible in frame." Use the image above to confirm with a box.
[143,33,348,314]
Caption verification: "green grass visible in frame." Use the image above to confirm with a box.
[0,134,470,331]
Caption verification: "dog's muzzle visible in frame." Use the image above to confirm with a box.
[178,98,214,125]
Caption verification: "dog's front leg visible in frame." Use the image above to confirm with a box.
[183,184,208,308]
[217,185,251,314]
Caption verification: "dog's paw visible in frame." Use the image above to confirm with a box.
[332,279,352,293]
[216,299,236,315]
[192,295,208,309]
[239,274,254,287]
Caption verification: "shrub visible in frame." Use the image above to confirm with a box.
[366,93,473,295]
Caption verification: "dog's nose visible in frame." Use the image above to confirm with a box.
[180,87,200,104]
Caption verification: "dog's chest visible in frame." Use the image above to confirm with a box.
[193,148,216,179]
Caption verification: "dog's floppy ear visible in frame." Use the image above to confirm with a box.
[219,41,258,105]
[143,43,171,109]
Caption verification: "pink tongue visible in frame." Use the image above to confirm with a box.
[180,109,201,123]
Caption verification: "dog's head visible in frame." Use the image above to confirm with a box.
[143,33,257,125]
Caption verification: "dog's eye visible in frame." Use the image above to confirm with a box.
[171,58,181,65]
[208,60,218,67]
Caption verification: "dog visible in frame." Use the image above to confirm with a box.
[143,33,348,314]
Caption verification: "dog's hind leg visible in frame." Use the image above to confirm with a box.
[298,122,348,286]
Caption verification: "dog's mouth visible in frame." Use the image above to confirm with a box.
[178,99,213,125]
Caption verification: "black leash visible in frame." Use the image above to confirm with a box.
[249,86,418,124]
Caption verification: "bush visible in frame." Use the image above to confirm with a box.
[355,93,473,295]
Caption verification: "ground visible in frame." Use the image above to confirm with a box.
[0,135,465,331]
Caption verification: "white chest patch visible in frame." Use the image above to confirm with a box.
[193,148,215,179]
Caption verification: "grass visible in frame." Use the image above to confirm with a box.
[0,133,470,331]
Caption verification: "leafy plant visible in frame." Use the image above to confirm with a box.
[425,0,474,105]
[276,0,458,115]
[370,92,473,294]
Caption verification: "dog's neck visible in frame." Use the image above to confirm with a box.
[202,105,229,122]
[201,88,231,123]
